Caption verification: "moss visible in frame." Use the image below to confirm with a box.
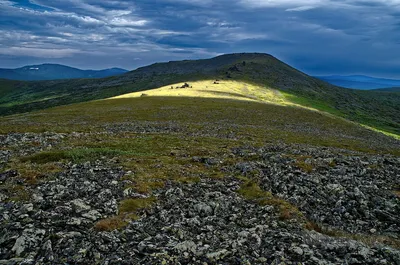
[132,180,165,194]
[286,155,314,173]
[20,148,134,164]
[94,197,157,232]
[119,197,157,215]
[305,221,400,250]
[238,180,270,200]
[295,160,314,173]
[94,216,129,232]
[4,184,30,202]
[7,161,62,185]
[1,96,397,155]
[174,176,201,184]
[394,186,400,198]
[21,151,68,164]
[120,152,228,193]
[238,181,303,221]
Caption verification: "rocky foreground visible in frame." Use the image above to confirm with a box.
[0,132,399,265]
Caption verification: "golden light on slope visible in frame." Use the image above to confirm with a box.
[109,80,290,106]
[108,80,400,140]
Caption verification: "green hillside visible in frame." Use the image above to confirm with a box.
[0,53,399,135]
[1,96,398,154]
[1,58,400,264]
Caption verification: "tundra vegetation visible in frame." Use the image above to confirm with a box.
[0,54,399,264]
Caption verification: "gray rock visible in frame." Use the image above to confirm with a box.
[194,202,213,216]
[206,249,230,260]
[11,236,26,256]
[70,199,91,213]
[174,241,197,253]
[290,246,304,256]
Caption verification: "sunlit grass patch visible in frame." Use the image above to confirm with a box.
[361,124,400,140]
[109,80,290,106]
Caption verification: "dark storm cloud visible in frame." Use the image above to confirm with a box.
[0,0,399,77]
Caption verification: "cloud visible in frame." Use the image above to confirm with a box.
[109,18,148,27]
[0,0,399,77]
[286,6,318,11]
[0,47,81,58]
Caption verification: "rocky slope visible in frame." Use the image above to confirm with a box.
[1,132,399,264]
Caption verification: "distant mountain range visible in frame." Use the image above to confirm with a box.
[316,75,400,90]
[0,64,128,81]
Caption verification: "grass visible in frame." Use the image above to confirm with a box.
[94,216,128,232]
[284,91,400,136]
[1,96,398,155]
[7,161,62,185]
[238,180,303,221]
[305,221,400,250]
[394,186,400,198]
[111,80,289,106]
[1,53,399,136]
[0,72,398,253]
[0,183,30,202]
[0,96,397,253]
[1,160,62,202]
[119,197,157,214]
[131,180,165,194]
[294,160,313,173]
[20,148,135,164]
[94,197,157,232]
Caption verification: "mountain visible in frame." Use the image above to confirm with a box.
[0,64,128,81]
[372,87,400,92]
[1,53,400,264]
[0,53,399,135]
[317,75,400,90]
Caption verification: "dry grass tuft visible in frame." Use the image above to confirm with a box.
[238,180,303,221]
[94,197,157,232]
[94,216,129,232]
[305,221,400,250]
[119,197,157,214]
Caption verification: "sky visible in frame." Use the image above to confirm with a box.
[0,0,400,78]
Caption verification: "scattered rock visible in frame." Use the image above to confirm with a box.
[0,133,399,264]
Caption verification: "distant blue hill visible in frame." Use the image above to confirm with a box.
[0,64,128,81]
[316,75,400,90]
